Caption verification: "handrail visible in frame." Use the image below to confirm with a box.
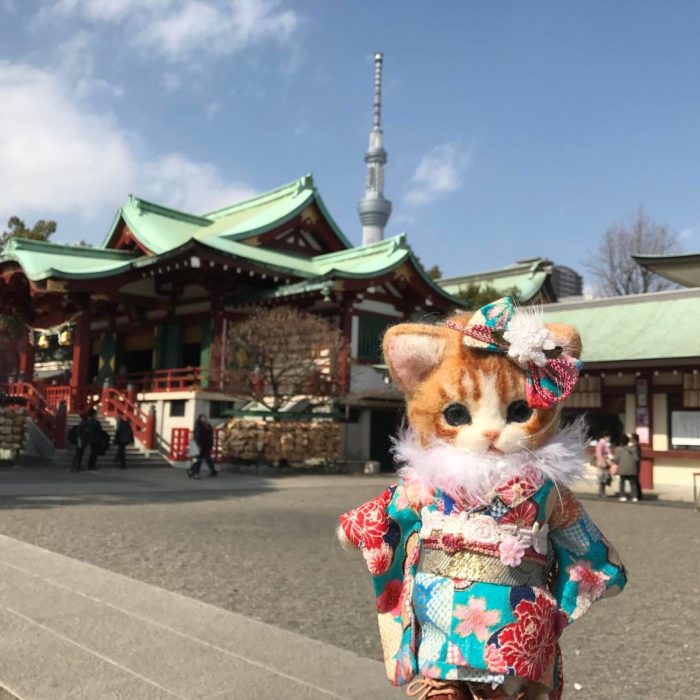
[100,386,156,450]
[4,381,66,448]
[119,367,209,393]
[45,384,100,414]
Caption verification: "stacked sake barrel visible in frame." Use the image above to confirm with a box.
[0,405,27,460]
[220,419,341,464]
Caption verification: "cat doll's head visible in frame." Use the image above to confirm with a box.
[383,298,582,457]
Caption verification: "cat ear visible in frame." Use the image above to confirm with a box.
[383,323,448,393]
[545,323,582,359]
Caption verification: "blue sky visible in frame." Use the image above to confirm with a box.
[1,1,699,281]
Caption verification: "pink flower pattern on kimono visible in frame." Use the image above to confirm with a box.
[454,597,501,641]
[484,643,507,674]
[568,561,610,599]
[499,535,526,567]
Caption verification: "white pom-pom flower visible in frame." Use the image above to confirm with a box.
[502,312,556,368]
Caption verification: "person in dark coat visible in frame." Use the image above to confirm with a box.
[611,434,641,502]
[628,433,643,500]
[71,413,90,472]
[187,414,218,479]
[114,417,134,469]
[85,409,103,471]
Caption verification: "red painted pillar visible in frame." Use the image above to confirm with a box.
[18,330,35,382]
[145,406,156,450]
[639,443,654,491]
[71,314,92,390]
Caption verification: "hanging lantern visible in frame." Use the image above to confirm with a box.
[58,328,73,347]
[37,333,50,350]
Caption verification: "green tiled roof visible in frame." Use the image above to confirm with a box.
[1,238,137,280]
[632,252,700,288]
[542,289,700,363]
[104,174,352,253]
[0,176,462,308]
[439,258,552,302]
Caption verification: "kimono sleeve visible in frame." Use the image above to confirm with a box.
[338,481,422,685]
[547,487,627,625]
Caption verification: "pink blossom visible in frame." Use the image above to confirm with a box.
[568,561,610,599]
[454,597,501,641]
[484,643,507,674]
[499,535,526,567]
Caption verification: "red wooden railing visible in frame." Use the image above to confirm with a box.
[5,381,66,448]
[169,427,224,463]
[120,367,210,393]
[45,384,100,414]
[100,386,156,450]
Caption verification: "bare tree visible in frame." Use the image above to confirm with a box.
[584,209,681,296]
[224,306,348,414]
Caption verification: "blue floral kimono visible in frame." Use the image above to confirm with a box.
[339,472,626,697]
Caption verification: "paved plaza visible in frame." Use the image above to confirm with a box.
[0,465,697,699]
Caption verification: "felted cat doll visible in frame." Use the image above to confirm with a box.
[338,298,626,700]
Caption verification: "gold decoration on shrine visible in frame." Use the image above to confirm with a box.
[301,206,320,227]
[392,264,413,282]
[46,279,68,293]
[37,333,50,350]
[58,328,73,347]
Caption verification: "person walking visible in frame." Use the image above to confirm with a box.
[187,414,218,479]
[612,434,641,503]
[595,430,613,498]
[85,409,103,471]
[70,413,89,472]
[114,417,134,469]
[628,432,644,501]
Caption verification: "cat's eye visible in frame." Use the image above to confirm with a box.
[442,403,472,426]
[507,400,533,423]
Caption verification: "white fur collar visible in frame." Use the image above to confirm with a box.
[391,421,587,505]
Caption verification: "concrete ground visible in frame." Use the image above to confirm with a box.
[0,465,697,699]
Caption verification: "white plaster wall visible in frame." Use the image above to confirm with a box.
[340,409,371,463]
[653,457,700,485]
[136,391,235,457]
[352,300,403,317]
[652,393,668,451]
[350,363,387,393]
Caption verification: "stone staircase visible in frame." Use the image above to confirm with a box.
[60,414,170,469]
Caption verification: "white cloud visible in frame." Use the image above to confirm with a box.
[55,32,124,99]
[0,61,255,226]
[404,143,470,207]
[44,0,300,62]
[2,0,16,13]
[0,62,134,220]
[140,154,256,214]
[679,227,695,241]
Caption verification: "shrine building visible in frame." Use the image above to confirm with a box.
[0,174,461,463]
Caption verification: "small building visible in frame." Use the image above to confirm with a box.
[439,257,583,304]
[543,287,700,487]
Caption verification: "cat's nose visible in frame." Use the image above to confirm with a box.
[483,430,500,442]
